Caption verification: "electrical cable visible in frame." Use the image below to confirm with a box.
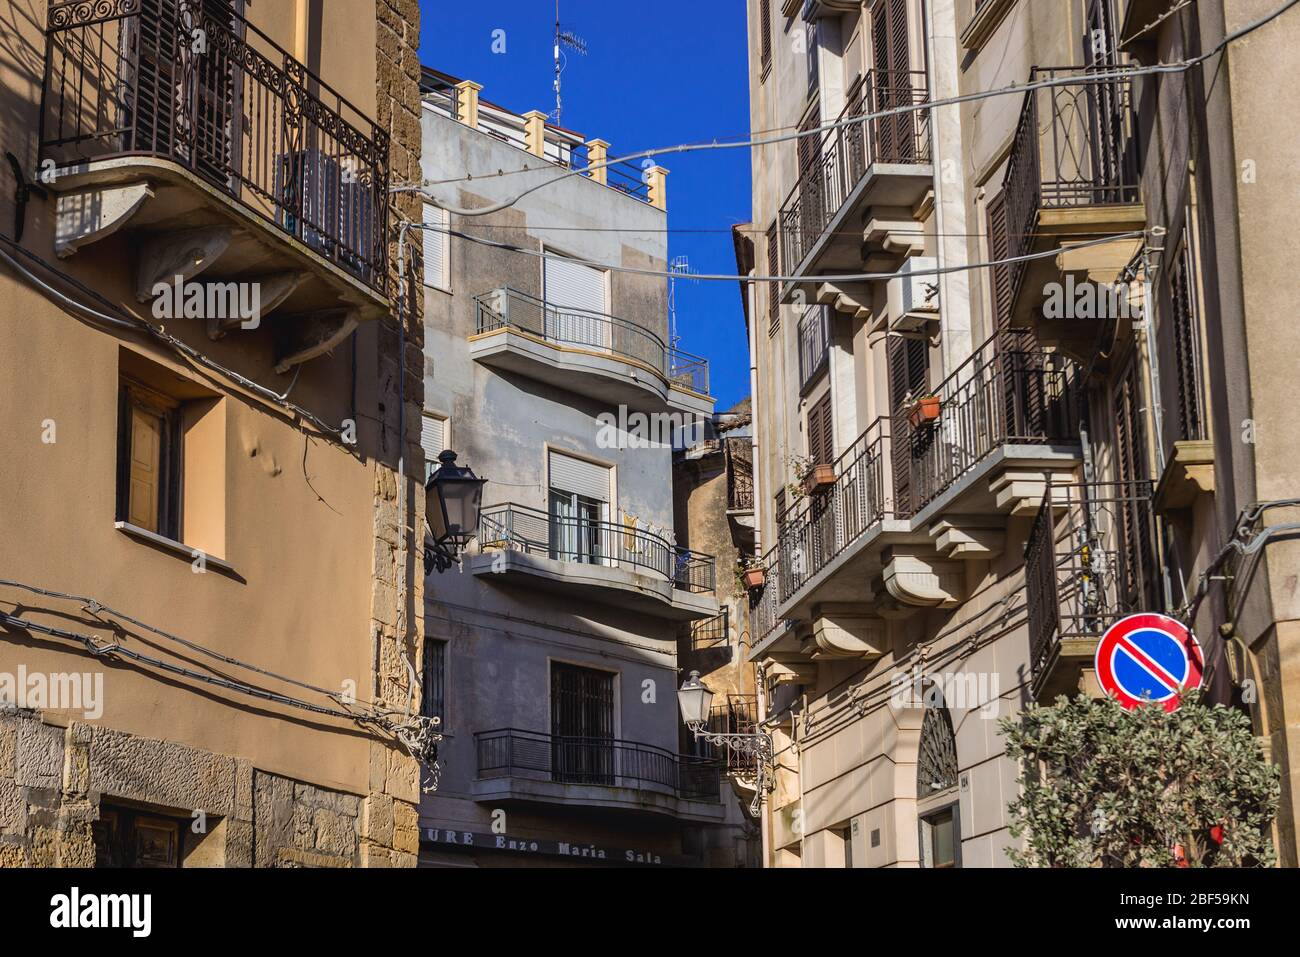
[395,0,1299,214]
[413,220,1147,284]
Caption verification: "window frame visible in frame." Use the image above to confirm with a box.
[116,378,183,542]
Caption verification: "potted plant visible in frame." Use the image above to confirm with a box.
[907,392,942,430]
[801,462,836,495]
[741,562,766,590]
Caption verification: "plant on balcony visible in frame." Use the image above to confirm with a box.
[785,453,834,498]
[905,392,942,430]
[738,558,766,592]
[1000,691,1280,867]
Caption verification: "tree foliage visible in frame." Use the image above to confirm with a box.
[1000,691,1279,867]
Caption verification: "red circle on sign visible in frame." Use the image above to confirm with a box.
[1094,613,1203,712]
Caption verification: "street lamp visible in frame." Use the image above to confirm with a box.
[424,450,487,574]
[677,670,775,817]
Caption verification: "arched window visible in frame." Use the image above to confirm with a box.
[916,695,961,868]
[917,703,958,797]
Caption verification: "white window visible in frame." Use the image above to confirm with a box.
[421,413,449,480]
[547,451,612,565]
[543,252,610,351]
[423,203,449,290]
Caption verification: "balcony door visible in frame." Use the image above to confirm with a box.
[544,253,611,353]
[550,663,615,786]
[129,0,243,189]
[887,334,929,515]
[1082,0,1131,203]
[870,0,915,163]
[548,451,610,566]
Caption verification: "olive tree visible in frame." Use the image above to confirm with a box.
[1000,691,1279,867]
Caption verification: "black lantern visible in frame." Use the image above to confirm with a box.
[424,450,487,574]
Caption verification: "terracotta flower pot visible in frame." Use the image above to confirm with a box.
[801,463,836,496]
[908,395,942,430]
[742,567,766,590]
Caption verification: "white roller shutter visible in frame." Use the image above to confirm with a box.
[548,450,610,502]
[421,414,448,479]
[544,252,609,350]
[423,203,449,289]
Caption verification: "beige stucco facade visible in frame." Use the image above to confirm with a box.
[740,0,1300,867]
[0,0,427,866]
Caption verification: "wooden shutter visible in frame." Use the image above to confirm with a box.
[987,191,1012,332]
[130,0,183,155]
[871,0,913,162]
[807,393,835,465]
[766,220,781,336]
[1170,238,1205,442]
[128,404,164,532]
[422,203,448,289]
[888,335,928,516]
[797,107,822,253]
[548,450,610,503]
[119,383,180,538]
[759,0,773,76]
[1113,355,1156,610]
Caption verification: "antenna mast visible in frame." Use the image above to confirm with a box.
[553,0,588,124]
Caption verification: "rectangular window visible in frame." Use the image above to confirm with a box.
[420,413,449,481]
[798,305,830,391]
[422,202,449,290]
[421,638,447,727]
[550,663,615,785]
[543,251,611,351]
[117,380,182,539]
[548,451,611,565]
[919,805,961,868]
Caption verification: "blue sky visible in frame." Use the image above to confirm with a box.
[418,0,754,410]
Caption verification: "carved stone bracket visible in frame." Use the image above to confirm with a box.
[135,226,237,301]
[808,604,888,659]
[206,271,309,340]
[55,182,153,258]
[882,548,962,608]
[929,515,1006,560]
[273,307,360,373]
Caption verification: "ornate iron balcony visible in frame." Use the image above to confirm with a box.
[39,0,390,294]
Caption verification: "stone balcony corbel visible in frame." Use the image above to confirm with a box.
[989,468,1076,516]
[272,307,363,373]
[135,226,239,302]
[206,271,310,339]
[1055,235,1144,285]
[814,281,872,320]
[928,515,1006,560]
[864,211,926,258]
[55,182,153,258]
[806,604,888,659]
[765,658,818,686]
[1154,439,1216,512]
[882,547,962,609]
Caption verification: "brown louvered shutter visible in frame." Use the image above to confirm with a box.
[887,336,928,516]
[1170,238,1206,442]
[807,393,834,465]
[797,107,822,260]
[766,220,781,336]
[871,0,913,162]
[987,191,1012,332]
[759,0,773,77]
[1113,355,1157,611]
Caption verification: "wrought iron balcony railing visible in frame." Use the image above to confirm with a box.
[1002,66,1140,310]
[749,543,796,645]
[1025,479,1159,695]
[475,728,721,802]
[780,70,930,275]
[896,331,1080,515]
[40,0,390,294]
[774,333,1080,605]
[475,288,709,396]
[778,417,894,603]
[688,607,730,650]
[479,502,716,594]
[724,437,754,511]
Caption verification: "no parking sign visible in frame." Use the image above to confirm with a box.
[1094,613,1204,712]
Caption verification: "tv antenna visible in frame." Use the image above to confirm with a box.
[669,256,696,349]
[553,1,588,124]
